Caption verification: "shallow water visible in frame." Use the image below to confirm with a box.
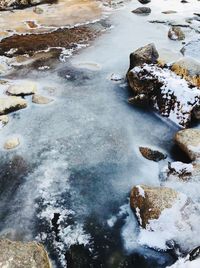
[0,0,199,267]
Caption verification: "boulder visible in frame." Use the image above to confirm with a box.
[181,40,200,62]
[32,94,53,104]
[130,185,178,228]
[168,26,185,41]
[139,147,167,162]
[171,57,200,87]
[7,81,37,96]
[128,43,159,71]
[4,137,20,150]
[0,239,51,267]
[0,97,27,115]
[132,7,151,15]
[174,129,200,161]
[127,64,200,127]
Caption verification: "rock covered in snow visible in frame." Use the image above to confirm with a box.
[0,96,27,115]
[4,137,20,149]
[161,161,194,181]
[174,129,200,161]
[139,146,167,162]
[168,26,185,41]
[128,43,159,71]
[127,63,200,127]
[171,57,200,87]
[0,114,9,126]
[7,81,37,96]
[0,239,51,267]
[130,185,178,228]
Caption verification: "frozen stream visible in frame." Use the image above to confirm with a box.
[0,0,199,267]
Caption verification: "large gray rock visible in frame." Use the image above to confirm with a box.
[0,239,51,267]
[128,43,159,71]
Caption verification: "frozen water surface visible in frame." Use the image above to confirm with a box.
[0,0,199,267]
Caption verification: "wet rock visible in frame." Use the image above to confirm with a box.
[4,137,20,150]
[0,239,51,267]
[0,96,27,115]
[7,81,37,96]
[130,185,178,228]
[171,57,200,87]
[168,26,185,40]
[0,0,55,11]
[0,114,9,126]
[181,40,200,62]
[127,63,200,127]
[138,0,151,4]
[32,94,53,104]
[132,7,151,15]
[128,43,159,71]
[139,147,167,162]
[174,129,200,161]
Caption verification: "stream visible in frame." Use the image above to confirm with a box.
[0,0,199,267]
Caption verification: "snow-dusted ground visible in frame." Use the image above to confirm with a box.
[0,0,199,267]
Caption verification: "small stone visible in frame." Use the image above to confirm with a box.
[32,94,53,104]
[139,147,167,162]
[168,26,185,41]
[33,6,44,14]
[132,7,151,15]
[138,0,151,4]
[162,10,177,14]
[7,81,37,96]
[0,115,9,126]
[4,137,20,150]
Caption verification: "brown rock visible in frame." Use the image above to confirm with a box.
[139,147,167,162]
[171,57,200,87]
[174,129,200,161]
[130,185,178,228]
[0,239,51,267]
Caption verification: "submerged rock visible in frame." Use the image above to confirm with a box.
[130,185,178,228]
[0,97,27,115]
[181,40,200,62]
[174,129,200,161]
[0,239,51,267]
[7,81,37,96]
[139,147,167,162]
[127,63,200,127]
[171,57,200,87]
[132,7,151,15]
[4,137,20,150]
[162,10,177,14]
[32,94,53,104]
[128,43,159,71]
[168,26,185,41]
